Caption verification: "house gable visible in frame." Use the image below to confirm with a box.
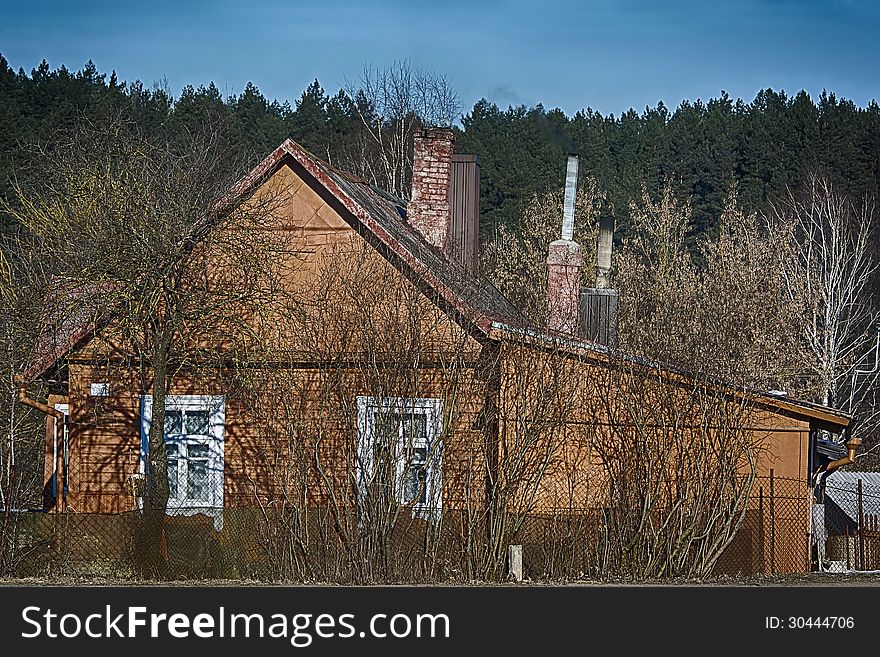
[235,158,489,357]
[22,140,522,384]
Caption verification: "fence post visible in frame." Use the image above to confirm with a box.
[769,469,775,575]
[508,544,523,582]
[858,478,865,571]
[758,486,765,574]
[869,515,877,570]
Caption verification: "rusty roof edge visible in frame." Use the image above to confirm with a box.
[21,325,87,382]
[278,140,500,337]
[488,321,852,428]
[18,278,121,384]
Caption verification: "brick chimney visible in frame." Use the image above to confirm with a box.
[409,127,454,256]
[546,154,583,334]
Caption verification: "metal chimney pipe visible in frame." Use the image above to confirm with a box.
[596,215,614,289]
[561,154,578,241]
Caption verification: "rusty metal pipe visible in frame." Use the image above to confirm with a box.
[823,435,862,475]
[13,374,63,420]
[14,374,65,511]
[815,433,863,496]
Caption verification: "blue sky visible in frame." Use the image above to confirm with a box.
[1,0,878,118]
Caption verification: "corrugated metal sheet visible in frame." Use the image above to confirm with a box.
[449,154,480,274]
[824,471,880,530]
[826,471,880,491]
[579,288,618,348]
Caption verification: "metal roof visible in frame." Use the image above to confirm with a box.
[824,471,880,530]
[816,437,849,460]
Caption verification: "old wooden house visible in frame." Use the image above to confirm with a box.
[16,128,855,578]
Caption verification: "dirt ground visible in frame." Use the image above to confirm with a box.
[4,571,880,587]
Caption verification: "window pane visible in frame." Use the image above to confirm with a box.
[374,410,400,462]
[403,447,428,505]
[164,410,183,434]
[403,413,427,444]
[375,411,401,443]
[187,458,209,502]
[186,410,210,435]
[188,444,210,460]
[167,453,179,500]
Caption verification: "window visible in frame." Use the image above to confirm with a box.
[357,396,443,519]
[140,395,225,526]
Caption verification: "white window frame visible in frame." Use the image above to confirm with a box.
[356,396,443,519]
[52,403,69,499]
[140,395,225,524]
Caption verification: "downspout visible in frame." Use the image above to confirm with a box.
[814,430,862,492]
[14,375,64,421]
[13,375,64,511]
[810,430,860,571]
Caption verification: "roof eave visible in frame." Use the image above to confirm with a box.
[487,321,852,430]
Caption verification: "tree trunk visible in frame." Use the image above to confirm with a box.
[136,334,172,578]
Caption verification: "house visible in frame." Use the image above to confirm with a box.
[16,127,855,579]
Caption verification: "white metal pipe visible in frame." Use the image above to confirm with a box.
[561,155,578,241]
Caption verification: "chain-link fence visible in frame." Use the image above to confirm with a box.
[1,474,835,582]
[2,508,261,579]
[1,506,593,582]
[815,472,880,573]
[711,474,811,577]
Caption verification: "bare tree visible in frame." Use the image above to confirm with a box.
[591,358,765,579]
[0,245,51,572]
[230,238,482,582]
[344,60,461,198]
[3,111,286,575]
[232,225,767,582]
[481,179,604,322]
[613,181,699,367]
[768,174,879,449]
[613,182,804,394]
[694,189,803,389]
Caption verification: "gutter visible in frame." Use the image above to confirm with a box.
[13,374,63,420]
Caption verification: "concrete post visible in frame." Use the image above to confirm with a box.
[508,544,523,582]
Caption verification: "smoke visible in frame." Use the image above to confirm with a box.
[535,110,578,155]
[487,83,525,107]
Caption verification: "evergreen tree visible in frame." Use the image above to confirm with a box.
[290,79,329,157]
